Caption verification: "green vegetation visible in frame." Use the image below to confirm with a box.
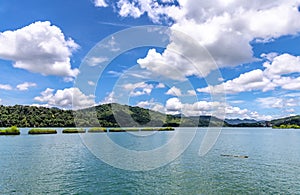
[272,124,300,129]
[108,128,126,132]
[0,103,230,127]
[0,105,74,127]
[0,126,20,135]
[28,129,57,134]
[271,115,300,129]
[62,128,86,133]
[228,122,266,127]
[5,103,298,128]
[139,127,174,131]
[157,127,174,131]
[88,127,107,132]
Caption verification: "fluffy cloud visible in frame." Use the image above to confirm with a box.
[100,92,116,104]
[87,57,108,66]
[273,77,300,90]
[257,97,298,109]
[137,45,214,81]
[123,82,166,97]
[34,87,95,109]
[197,69,274,94]
[187,90,196,96]
[0,21,79,78]
[116,0,180,23]
[88,81,96,86]
[165,86,182,96]
[94,0,108,7]
[136,99,165,113]
[165,97,182,115]
[123,82,154,97]
[110,0,300,80]
[263,53,300,79]
[156,83,165,88]
[198,53,300,94]
[117,0,143,18]
[163,97,272,120]
[0,84,13,90]
[134,96,273,120]
[16,82,37,91]
[256,93,300,116]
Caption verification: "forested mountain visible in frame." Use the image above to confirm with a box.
[0,103,227,127]
[225,118,259,125]
[2,103,295,128]
[270,115,300,128]
[0,105,74,127]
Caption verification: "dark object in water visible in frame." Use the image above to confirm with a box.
[221,154,249,158]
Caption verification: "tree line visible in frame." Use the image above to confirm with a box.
[1,103,292,128]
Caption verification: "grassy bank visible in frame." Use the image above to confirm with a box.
[88,127,107,133]
[0,126,20,135]
[62,128,86,133]
[28,129,57,134]
[272,124,300,129]
[0,126,174,135]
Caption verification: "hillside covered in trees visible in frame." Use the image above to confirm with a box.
[270,115,300,128]
[0,103,294,128]
[0,103,226,128]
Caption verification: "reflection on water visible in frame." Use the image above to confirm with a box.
[0,128,300,194]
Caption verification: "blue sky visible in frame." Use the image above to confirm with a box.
[1,0,300,120]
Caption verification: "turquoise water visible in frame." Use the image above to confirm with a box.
[1,128,300,194]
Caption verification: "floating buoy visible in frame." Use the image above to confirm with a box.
[221,154,249,158]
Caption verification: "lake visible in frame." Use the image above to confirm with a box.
[1,128,300,194]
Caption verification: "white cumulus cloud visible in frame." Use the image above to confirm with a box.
[123,82,166,97]
[34,87,95,109]
[100,92,116,104]
[16,82,37,91]
[123,82,154,97]
[198,53,300,94]
[263,53,300,79]
[165,86,182,96]
[164,97,272,120]
[87,57,108,66]
[94,0,108,7]
[165,97,182,115]
[198,69,274,94]
[0,21,79,78]
[136,99,166,113]
[257,97,298,109]
[88,81,96,86]
[110,0,300,81]
[0,84,13,90]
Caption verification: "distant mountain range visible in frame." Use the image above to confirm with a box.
[225,118,261,125]
[0,103,297,128]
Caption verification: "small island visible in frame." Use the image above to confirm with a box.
[62,128,86,133]
[88,127,107,133]
[28,129,57,134]
[0,126,20,135]
[272,124,300,129]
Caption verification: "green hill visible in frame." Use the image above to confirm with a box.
[3,103,298,128]
[0,103,229,128]
[270,115,300,128]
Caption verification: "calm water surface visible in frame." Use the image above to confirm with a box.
[0,128,300,194]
